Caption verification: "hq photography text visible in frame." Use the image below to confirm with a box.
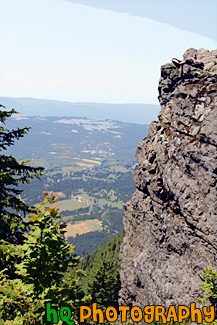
[46,302,216,324]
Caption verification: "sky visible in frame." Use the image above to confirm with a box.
[0,0,216,104]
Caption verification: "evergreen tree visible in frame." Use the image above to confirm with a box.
[88,255,120,308]
[0,106,43,244]
[81,232,124,311]
[0,106,43,276]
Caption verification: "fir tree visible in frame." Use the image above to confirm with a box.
[0,106,43,244]
[88,255,120,309]
[83,233,124,310]
[0,106,43,277]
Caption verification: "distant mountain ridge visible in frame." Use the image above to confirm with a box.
[0,97,160,125]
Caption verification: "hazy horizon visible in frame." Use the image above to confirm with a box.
[0,96,160,124]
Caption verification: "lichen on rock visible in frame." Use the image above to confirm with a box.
[119,48,217,309]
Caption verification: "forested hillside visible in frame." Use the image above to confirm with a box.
[80,231,124,308]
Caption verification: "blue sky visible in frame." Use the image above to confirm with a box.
[0,0,216,104]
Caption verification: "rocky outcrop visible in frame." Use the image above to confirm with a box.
[119,48,217,308]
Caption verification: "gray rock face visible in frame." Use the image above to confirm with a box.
[119,48,217,308]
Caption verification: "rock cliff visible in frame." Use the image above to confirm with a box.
[119,48,217,308]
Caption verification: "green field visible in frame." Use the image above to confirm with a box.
[57,191,124,213]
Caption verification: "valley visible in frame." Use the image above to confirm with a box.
[6,114,148,256]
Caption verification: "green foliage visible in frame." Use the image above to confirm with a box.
[68,231,111,257]
[0,193,88,324]
[80,231,124,313]
[0,109,89,323]
[81,231,124,274]
[199,268,217,305]
[0,106,43,277]
[198,268,217,325]
[0,270,45,324]
[0,107,43,232]
[88,257,120,308]
[16,193,78,292]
